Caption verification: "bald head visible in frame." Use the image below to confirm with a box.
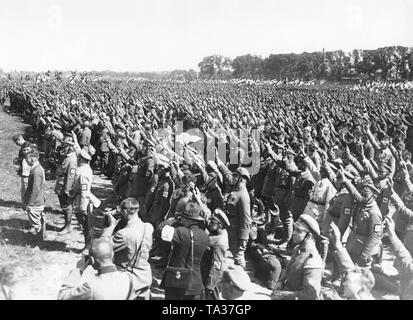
[89,239,114,265]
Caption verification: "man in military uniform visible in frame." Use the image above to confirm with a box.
[23,150,46,238]
[55,135,78,233]
[57,238,138,300]
[272,214,324,300]
[201,208,230,300]
[339,169,383,268]
[70,149,94,252]
[202,161,224,213]
[105,124,128,180]
[365,127,396,178]
[145,154,174,227]
[79,121,92,151]
[222,167,252,268]
[266,143,297,245]
[127,139,155,210]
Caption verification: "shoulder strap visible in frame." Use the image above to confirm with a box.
[126,223,147,272]
[165,228,194,270]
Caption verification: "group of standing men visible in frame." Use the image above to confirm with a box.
[5,79,413,300]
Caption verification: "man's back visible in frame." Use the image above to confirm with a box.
[24,163,45,207]
[58,265,133,300]
[110,217,153,289]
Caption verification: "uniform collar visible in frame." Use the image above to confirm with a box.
[294,239,316,255]
[98,264,118,275]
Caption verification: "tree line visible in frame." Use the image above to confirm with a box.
[3,46,413,82]
[198,46,413,81]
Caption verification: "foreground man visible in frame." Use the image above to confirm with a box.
[57,238,136,300]
[23,150,46,239]
[70,150,93,252]
[271,214,324,300]
[101,197,154,300]
[55,135,78,233]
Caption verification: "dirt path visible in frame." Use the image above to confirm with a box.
[0,102,400,300]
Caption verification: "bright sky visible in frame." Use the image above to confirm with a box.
[0,0,412,72]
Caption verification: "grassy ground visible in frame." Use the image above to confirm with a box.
[0,102,399,300]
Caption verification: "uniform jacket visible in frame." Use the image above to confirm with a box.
[224,185,252,240]
[71,163,93,211]
[163,225,209,296]
[322,189,353,236]
[57,265,134,300]
[391,237,413,300]
[128,155,155,198]
[55,151,77,195]
[114,164,132,200]
[202,230,229,290]
[280,239,324,300]
[146,175,174,225]
[101,217,154,290]
[343,180,382,260]
[23,163,45,207]
[80,127,91,147]
[205,186,224,213]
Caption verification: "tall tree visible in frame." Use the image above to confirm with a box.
[231,54,264,79]
[198,55,233,80]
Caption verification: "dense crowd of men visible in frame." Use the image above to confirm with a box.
[1,77,413,300]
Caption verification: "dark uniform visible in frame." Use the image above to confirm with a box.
[162,224,209,300]
[127,154,155,210]
[146,175,174,227]
[224,185,251,265]
[343,180,383,267]
[321,189,353,237]
[54,151,78,229]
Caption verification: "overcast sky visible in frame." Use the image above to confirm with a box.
[0,0,412,72]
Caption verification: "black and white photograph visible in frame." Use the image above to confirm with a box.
[0,0,413,305]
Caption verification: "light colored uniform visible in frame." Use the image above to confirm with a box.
[57,265,135,300]
[71,163,93,236]
[303,178,337,224]
[275,239,324,300]
[72,163,93,212]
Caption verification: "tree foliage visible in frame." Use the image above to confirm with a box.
[198,46,413,81]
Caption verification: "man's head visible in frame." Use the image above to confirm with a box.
[232,167,250,188]
[13,135,25,147]
[377,133,390,150]
[220,265,252,300]
[78,149,91,165]
[21,142,32,156]
[119,197,140,221]
[208,209,230,234]
[292,214,320,244]
[89,238,114,270]
[357,176,380,202]
[25,150,40,166]
[155,154,170,176]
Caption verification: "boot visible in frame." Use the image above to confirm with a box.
[81,233,91,256]
[59,207,73,234]
[234,240,248,268]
